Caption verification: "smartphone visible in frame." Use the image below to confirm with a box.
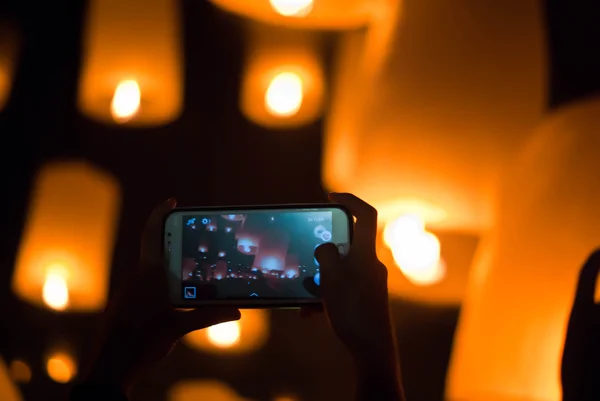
[164,204,353,307]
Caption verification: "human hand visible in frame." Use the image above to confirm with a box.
[84,199,241,394]
[561,249,600,401]
[303,193,403,400]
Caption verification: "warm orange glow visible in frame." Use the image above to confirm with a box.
[183,309,269,354]
[78,0,182,127]
[384,215,444,286]
[324,0,545,233]
[209,0,371,29]
[274,396,300,401]
[0,358,22,401]
[12,161,120,312]
[0,22,19,111]
[8,360,31,384]
[169,380,248,401]
[377,227,479,305]
[265,72,304,117]
[110,80,141,122]
[207,321,241,348]
[241,24,324,129]
[46,352,77,384]
[269,0,313,17]
[383,214,424,247]
[447,99,600,401]
[42,269,69,311]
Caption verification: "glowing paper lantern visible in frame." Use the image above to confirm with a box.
[240,23,325,129]
[46,350,77,384]
[12,161,120,312]
[0,358,22,401]
[376,224,478,305]
[254,228,290,272]
[78,0,182,126]
[384,215,445,286]
[447,98,600,401]
[207,322,241,348]
[183,309,269,354]
[214,261,228,280]
[8,360,31,384]
[236,228,261,255]
[324,0,545,232]
[284,254,300,278]
[0,21,19,111]
[169,380,250,401]
[222,214,245,222]
[209,0,374,30]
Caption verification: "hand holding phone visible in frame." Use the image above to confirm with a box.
[164,203,352,307]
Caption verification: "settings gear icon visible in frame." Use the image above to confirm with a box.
[201,218,211,225]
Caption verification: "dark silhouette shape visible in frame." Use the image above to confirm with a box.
[561,249,600,401]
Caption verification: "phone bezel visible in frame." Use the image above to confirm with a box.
[163,203,353,308]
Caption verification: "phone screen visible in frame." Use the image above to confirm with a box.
[166,207,351,303]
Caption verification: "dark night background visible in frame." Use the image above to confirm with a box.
[0,0,598,400]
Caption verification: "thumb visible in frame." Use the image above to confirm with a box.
[175,307,241,336]
[315,243,342,279]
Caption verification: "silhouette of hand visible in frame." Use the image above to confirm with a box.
[85,199,240,394]
[562,249,600,401]
[303,193,396,363]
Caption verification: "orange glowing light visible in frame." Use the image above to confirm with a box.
[241,24,324,129]
[265,72,304,117]
[207,321,241,348]
[323,0,545,233]
[11,161,120,312]
[8,360,31,384]
[46,352,77,384]
[169,380,248,401]
[384,215,444,286]
[78,0,182,127]
[209,0,371,29]
[42,268,69,311]
[183,309,269,354]
[0,22,19,111]
[269,0,314,17]
[110,80,141,122]
[447,99,600,401]
[0,358,22,401]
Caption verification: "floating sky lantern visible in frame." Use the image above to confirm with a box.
[324,0,545,304]
[183,309,269,354]
[240,23,325,129]
[209,0,375,30]
[11,161,120,312]
[78,0,183,126]
[447,98,600,401]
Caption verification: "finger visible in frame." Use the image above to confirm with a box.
[315,243,343,291]
[328,193,378,250]
[315,242,342,272]
[141,198,177,270]
[573,249,600,307]
[299,304,324,318]
[302,276,321,297]
[175,307,241,336]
